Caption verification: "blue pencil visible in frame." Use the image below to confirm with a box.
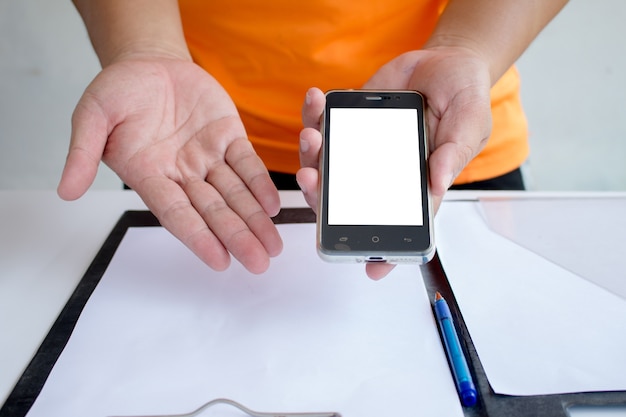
[434,291,478,407]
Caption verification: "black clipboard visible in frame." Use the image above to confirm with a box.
[2,209,625,417]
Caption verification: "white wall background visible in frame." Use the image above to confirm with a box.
[516,1,626,190]
[0,0,117,190]
[1,0,625,191]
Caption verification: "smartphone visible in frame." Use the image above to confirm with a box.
[317,89,435,264]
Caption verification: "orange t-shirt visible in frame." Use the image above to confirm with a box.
[179,0,528,184]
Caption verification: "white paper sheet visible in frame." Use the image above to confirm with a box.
[436,201,626,396]
[481,197,626,301]
[26,223,463,417]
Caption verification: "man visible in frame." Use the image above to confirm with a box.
[59,0,568,278]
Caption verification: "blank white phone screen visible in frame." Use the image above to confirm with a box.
[328,107,424,226]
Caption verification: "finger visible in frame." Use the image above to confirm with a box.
[207,160,283,260]
[365,263,397,280]
[295,167,319,214]
[299,127,322,169]
[301,87,325,130]
[428,102,491,198]
[183,176,276,274]
[430,192,444,215]
[428,142,461,198]
[57,99,109,200]
[225,137,281,218]
[57,149,100,201]
[138,176,232,272]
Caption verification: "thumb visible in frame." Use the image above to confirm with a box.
[362,53,415,90]
[57,99,109,201]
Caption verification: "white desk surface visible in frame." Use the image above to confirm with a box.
[1,189,625,417]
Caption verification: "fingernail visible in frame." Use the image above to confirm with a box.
[305,90,312,106]
[442,172,455,191]
[300,136,310,153]
[296,177,306,194]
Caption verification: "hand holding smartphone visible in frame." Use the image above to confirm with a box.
[317,90,435,264]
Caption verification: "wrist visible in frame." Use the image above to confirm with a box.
[423,37,497,85]
[73,0,191,68]
[103,40,193,67]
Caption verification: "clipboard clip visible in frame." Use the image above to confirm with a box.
[109,397,341,417]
